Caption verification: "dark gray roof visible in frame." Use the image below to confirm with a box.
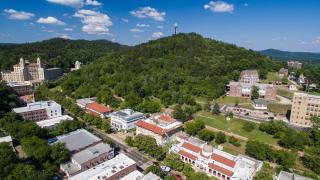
[253,99,267,105]
[72,143,112,164]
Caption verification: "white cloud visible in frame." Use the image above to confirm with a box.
[312,36,320,44]
[130,7,165,21]
[136,23,150,28]
[244,3,249,7]
[130,28,144,32]
[132,34,140,38]
[47,0,101,8]
[204,1,234,13]
[152,32,163,38]
[0,33,13,38]
[37,17,66,25]
[74,9,112,34]
[299,41,309,45]
[156,25,163,29]
[121,18,129,23]
[64,27,73,31]
[4,9,34,20]
[59,34,72,39]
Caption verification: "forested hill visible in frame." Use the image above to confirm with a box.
[259,49,320,64]
[59,33,282,105]
[0,38,126,71]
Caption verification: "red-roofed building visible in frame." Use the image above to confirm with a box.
[85,102,112,118]
[135,114,183,145]
[170,136,263,180]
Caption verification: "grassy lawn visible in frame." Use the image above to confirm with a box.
[195,112,278,145]
[238,103,254,110]
[277,89,294,99]
[267,103,291,115]
[216,95,250,105]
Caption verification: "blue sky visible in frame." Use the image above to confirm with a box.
[1,0,320,52]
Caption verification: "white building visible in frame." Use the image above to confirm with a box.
[36,115,73,128]
[12,101,62,121]
[76,97,97,109]
[70,154,138,180]
[71,61,81,71]
[276,171,313,180]
[170,137,263,180]
[135,114,183,145]
[110,109,146,131]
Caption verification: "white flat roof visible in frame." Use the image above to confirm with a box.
[13,100,60,113]
[70,154,136,180]
[120,170,143,180]
[36,115,73,128]
[0,136,12,143]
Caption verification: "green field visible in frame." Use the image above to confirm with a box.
[238,103,254,110]
[262,72,280,83]
[195,112,278,145]
[216,96,250,105]
[277,89,294,99]
[267,103,291,115]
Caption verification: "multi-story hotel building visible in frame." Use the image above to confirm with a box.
[239,70,260,84]
[1,57,45,83]
[12,101,62,121]
[170,136,263,180]
[290,92,320,127]
[135,114,183,145]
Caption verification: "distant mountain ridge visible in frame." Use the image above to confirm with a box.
[259,49,320,63]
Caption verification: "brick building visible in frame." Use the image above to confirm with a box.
[239,70,260,84]
[228,81,276,100]
[85,102,112,118]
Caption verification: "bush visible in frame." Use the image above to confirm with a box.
[198,129,215,142]
[215,132,226,144]
[242,122,256,132]
[228,136,241,147]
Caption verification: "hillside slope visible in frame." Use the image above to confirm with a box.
[259,49,320,63]
[59,33,282,104]
[0,38,126,71]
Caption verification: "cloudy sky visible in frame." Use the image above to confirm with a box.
[1,0,320,52]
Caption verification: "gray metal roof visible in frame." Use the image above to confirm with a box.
[53,129,101,152]
[72,143,112,164]
[253,99,267,105]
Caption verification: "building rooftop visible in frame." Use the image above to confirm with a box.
[76,97,97,108]
[70,154,136,180]
[72,143,112,164]
[120,170,143,180]
[141,172,160,180]
[48,129,101,152]
[276,171,313,180]
[12,100,60,113]
[36,115,73,128]
[6,81,32,87]
[86,102,112,113]
[0,136,12,143]
[253,99,267,106]
[111,109,145,121]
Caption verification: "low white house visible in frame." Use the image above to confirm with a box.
[110,109,145,131]
[252,99,267,110]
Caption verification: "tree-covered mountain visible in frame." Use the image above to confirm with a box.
[58,33,282,108]
[0,38,126,71]
[259,49,320,63]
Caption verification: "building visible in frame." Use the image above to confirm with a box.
[1,57,45,83]
[0,135,13,148]
[70,153,138,180]
[278,68,289,78]
[71,61,82,71]
[36,115,73,128]
[120,171,160,180]
[135,114,183,145]
[287,61,302,69]
[48,129,102,154]
[44,67,63,80]
[252,99,268,110]
[76,97,97,109]
[12,101,62,122]
[275,171,313,180]
[170,137,263,180]
[6,81,33,96]
[85,102,112,118]
[110,109,146,131]
[228,81,276,100]
[239,70,260,84]
[61,142,114,177]
[289,84,298,91]
[298,74,306,85]
[290,92,320,127]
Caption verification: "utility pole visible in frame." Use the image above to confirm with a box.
[174,23,178,35]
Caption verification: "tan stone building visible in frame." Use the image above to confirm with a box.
[239,70,260,84]
[290,92,320,127]
[1,57,45,83]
